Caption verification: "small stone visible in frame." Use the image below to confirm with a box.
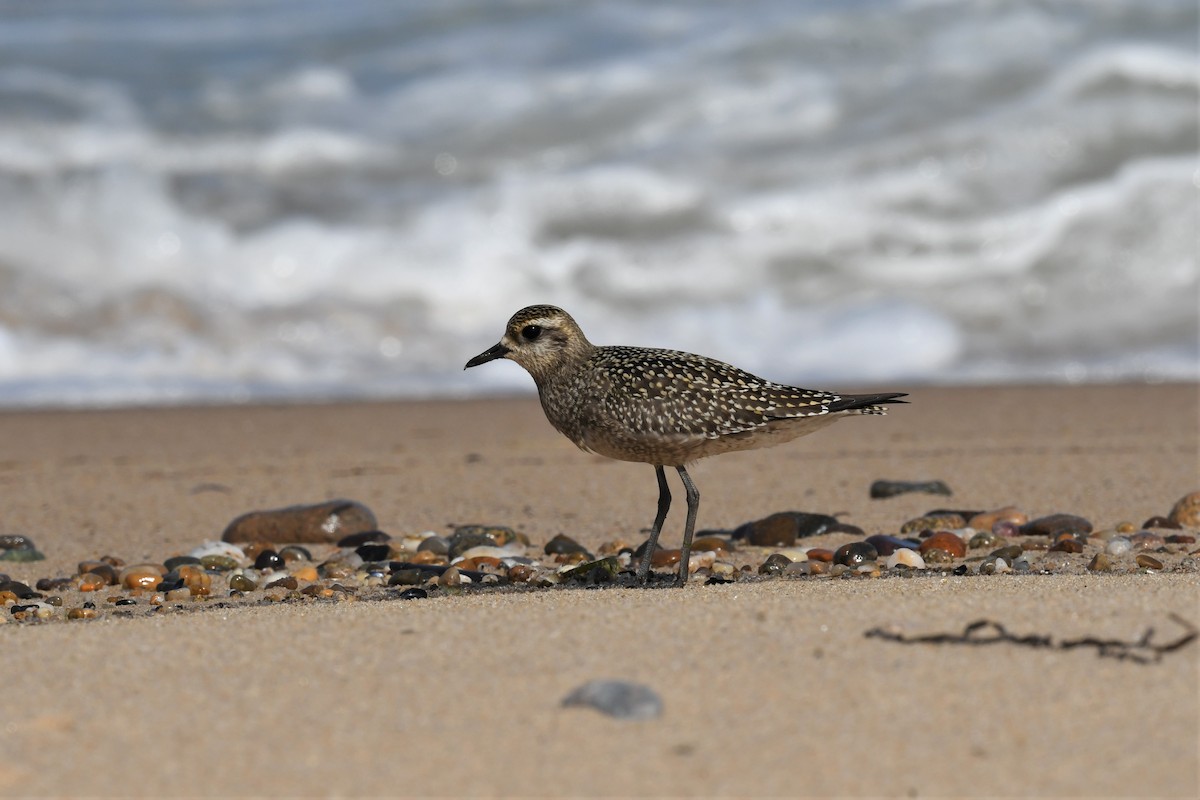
[397,588,428,600]
[265,575,298,590]
[919,531,967,560]
[67,607,97,620]
[1021,514,1092,538]
[355,543,391,563]
[337,530,391,548]
[1128,532,1166,551]
[865,535,917,557]
[869,479,952,499]
[77,562,118,585]
[293,565,318,582]
[733,511,840,546]
[1115,521,1137,534]
[1168,491,1200,528]
[438,567,461,587]
[833,541,878,567]
[37,578,73,592]
[806,548,834,563]
[200,554,238,571]
[165,588,191,601]
[507,564,537,583]
[229,574,257,592]
[690,536,732,555]
[253,550,284,571]
[1105,537,1133,556]
[885,549,926,570]
[989,544,1024,561]
[1135,554,1163,571]
[222,499,377,545]
[900,514,966,536]
[1048,538,1084,554]
[120,565,165,590]
[562,680,662,721]
[416,536,450,555]
[1141,515,1181,530]
[758,553,793,575]
[0,535,43,561]
[544,534,589,556]
[651,549,682,568]
[1087,553,1113,572]
[163,555,201,571]
[186,570,213,597]
[452,524,524,547]
[968,506,1028,532]
[278,545,312,564]
[977,556,1011,575]
[78,573,107,592]
[968,531,1000,550]
[1166,534,1196,544]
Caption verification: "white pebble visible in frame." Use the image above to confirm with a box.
[1105,537,1133,556]
[188,541,246,561]
[886,549,926,570]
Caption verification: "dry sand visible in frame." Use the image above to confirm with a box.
[1,384,1198,797]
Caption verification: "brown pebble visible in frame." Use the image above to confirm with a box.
[967,506,1027,532]
[806,548,834,563]
[1168,491,1200,528]
[1115,521,1137,534]
[166,588,190,601]
[221,499,378,545]
[1135,554,1163,570]
[1166,534,1196,544]
[1087,553,1112,572]
[78,572,107,592]
[900,514,966,536]
[77,561,119,585]
[439,567,461,587]
[1021,513,1092,537]
[120,565,165,590]
[410,551,445,565]
[1049,538,1084,554]
[292,565,319,582]
[1128,532,1166,550]
[100,555,125,568]
[651,549,682,568]
[1141,515,1181,530]
[919,531,967,559]
[743,513,799,547]
[265,575,298,590]
[507,564,536,583]
[185,570,213,597]
[67,607,97,620]
[690,536,732,556]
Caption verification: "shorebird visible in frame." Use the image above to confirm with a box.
[465,305,906,586]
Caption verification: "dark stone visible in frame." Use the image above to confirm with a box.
[544,534,589,556]
[164,555,201,571]
[758,553,793,575]
[953,564,969,575]
[157,574,185,592]
[451,524,523,546]
[919,531,967,559]
[0,534,36,551]
[221,499,377,545]
[355,543,391,563]
[834,541,878,566]
[865,535,917,556]
[1049,538,1084,553]
[278,545,312,563]
[388,569,424,586]
[397,588,429,600]
[115,598,137,606]
[924,508,985,520]
[448,531,498,559]
[1141,516,1181,530]
[265,575,299,590]
[732,511,841,545]
[0,580,40,599]
[1021,514,1093,538]
[337,530,391,547]
[36,577,74,592]
[870,480,952,499]
[254,550,284,570]
[989,544,1024,561]
[417,536,450,555]
[900,514,967,536]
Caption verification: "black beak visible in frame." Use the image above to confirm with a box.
[464,342,511,369]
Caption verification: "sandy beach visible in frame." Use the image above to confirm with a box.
[2,384,1198,797]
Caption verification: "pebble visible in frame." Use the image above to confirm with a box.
[900,514,966,536]
[292,565,319,582]
[1087,553,1112,572]
[1167,534,1196,544]
[438,567,462,587]
[758,553,792,575]
[337,530,390,548]
[733,511,839,546]
[67,607,97,620]
[265,575,298,590]
[806,548,834,563]
[833,541,878,567]
[222,499,378,545]
[885,549,926,570]
[188,541,246,561]
[77,562,118,585]
[968,531,1000,550]
[355,543,392,563]
[544,534,589,556]
[278,545,312,564]
[1141,515,1180,530]
[1021,514,1092,538]
[452,524,525,547]
[0,534,44,562]
[865,535,917,556]
[165,588,191,602]
[163,555,201,571]
[651,549,682,568]
[200,554,238,572]
[919,531,967,560]
[1105,537,1133,556]
[1136,554,1164,571]
[229,574,257,592]
[254,550,284,570]
[1168,491,1200,528]
[978,556,1011,575]
[397,588,428,600]
[869,479,952,499]
[989,544,1024,561]
[120,565,165,590]
[968,506,1028,532]
[77,572,107,592]
[690,536,733,556]
[417,536,451,555]
[1128,532,1166,551]
[562,680,663,721]
[186,570,213,597]
[1048,538,1084,554]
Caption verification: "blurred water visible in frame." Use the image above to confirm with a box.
[0,0,1195,406]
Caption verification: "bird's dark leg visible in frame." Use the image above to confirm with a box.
[675,465,699,587]
[636,465,671,583]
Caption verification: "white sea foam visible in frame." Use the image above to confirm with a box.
[0,0,1194,407]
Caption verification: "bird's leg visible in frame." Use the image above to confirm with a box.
[636,465,671,583]
[675,465,699,587]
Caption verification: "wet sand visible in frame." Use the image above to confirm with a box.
[1,384,1198,797]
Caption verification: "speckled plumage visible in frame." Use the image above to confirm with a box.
[465,304,906,585]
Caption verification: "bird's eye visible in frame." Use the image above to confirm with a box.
[521,324,543,341]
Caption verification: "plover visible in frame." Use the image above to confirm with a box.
[465,305,906,586]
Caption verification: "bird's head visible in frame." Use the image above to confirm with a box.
[464,305,593,383]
